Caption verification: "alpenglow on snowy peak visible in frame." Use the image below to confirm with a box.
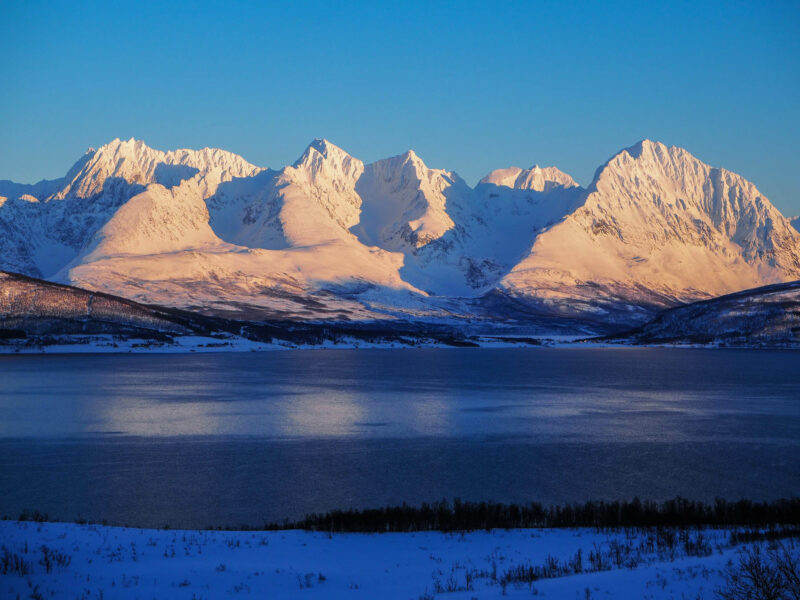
[1,137,799,333]
[479,165,579,192]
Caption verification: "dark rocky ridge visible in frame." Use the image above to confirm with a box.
[0,270,230,338]
[608,280,800,346]
[0,271,486,348]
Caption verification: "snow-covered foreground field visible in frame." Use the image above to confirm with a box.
[0,520,768,599]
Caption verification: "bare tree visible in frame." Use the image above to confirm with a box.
[771,542,800,600]
[717,543,800,600]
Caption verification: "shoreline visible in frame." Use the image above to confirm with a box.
[1,334,798,354]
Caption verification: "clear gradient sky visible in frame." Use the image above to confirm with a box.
[1,1,798,213]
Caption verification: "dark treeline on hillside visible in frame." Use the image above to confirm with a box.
[239,320,481,347]
[268,497,800,532]
[0,270,486,348]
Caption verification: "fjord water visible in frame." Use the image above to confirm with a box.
[0,348,798,528]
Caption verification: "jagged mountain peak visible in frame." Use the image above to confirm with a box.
[99,136,147,150]
[499,139,800,322]
[54,139,161,200]
[96,138,258,171]
[83,137,151,169]
[380,149,423,171]
[86,137,159,169]
[394,149,428,170]
[610,138,698,165]
[587,139,799,252]
[368,149,467,190]
[480,165,579,192]
[595,139,700,179]
[367,150,427,182]
[89,137,259,170]
[295,138,352,164]
[353,149,468,258]
[588,139,782,221]
[586,139,734,207]
[306,137,333,155]
[624,138,663,157]
[55,138,261,200]
[291,138,363,183]
[2,137,799,330]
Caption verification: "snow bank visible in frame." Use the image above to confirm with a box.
[0,520,770,599]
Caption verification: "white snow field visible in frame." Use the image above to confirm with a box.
[2,137,799,328]
[0,520,780,599]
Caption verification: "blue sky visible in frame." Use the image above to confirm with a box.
[1,1,798,213]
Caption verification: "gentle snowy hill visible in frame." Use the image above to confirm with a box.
[610,279,800,346]
[2,137,799,330]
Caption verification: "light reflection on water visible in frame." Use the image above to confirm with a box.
[0,347,798,526]
[2,347,798,441]
[4,347,800,444]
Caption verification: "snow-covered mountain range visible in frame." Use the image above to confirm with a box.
[2,137,799,332]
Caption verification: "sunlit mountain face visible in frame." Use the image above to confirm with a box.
[2,137,799,333]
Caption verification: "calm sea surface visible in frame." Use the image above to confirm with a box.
[0,347,798,527]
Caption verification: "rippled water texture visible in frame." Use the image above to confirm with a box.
[0,348,797,527]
